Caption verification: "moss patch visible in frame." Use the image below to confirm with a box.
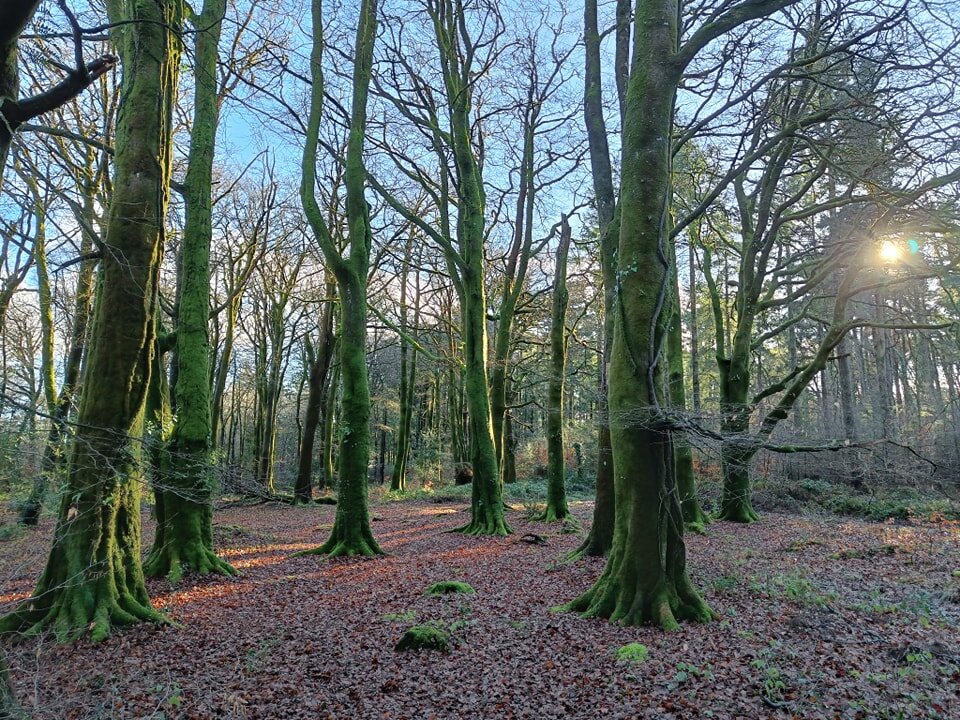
[395,625,450,652]
[615,643,649,664]
[426,581,475,595]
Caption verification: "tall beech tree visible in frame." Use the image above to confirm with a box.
[371,0,510,535]
[299,0,383,556]
[145,0,235,580]
[537,214,572,523]
[568,0,795,628]
[574,0,627,558]
[0,0,181,639]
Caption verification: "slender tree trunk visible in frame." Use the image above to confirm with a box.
[295,293,335,502]
[0,0,181,640]
[669,245,708,532]
[145,0,234,581]
[538,216,572,523]
[391,239,417,492]
[574,0,620,558]
[299,0,382,556]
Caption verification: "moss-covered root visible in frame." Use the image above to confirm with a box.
[453,515,512,536]
[144,543,237,583]
[295,519,385,558]
[534,506,570,524]
[426,581,475,595]
[565,573,713,630]
[717,500,760,524]
[0,581,167,643]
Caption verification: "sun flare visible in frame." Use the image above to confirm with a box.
[878,239,902,263]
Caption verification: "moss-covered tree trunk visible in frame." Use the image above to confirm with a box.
[430,0,508,535]
[574,0,620,557]
[538,216,572,523]
[299,0,382,556]
[567,0,711,629]
[296,290,336,502]
[0,0,181,640]
[320,355,339,489]
[668,244,709,532]
[145,0,234,581]
[717,335,759,523]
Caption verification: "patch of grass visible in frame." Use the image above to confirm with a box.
[754,570,836,606]
[383,610,416,623]
[395,624,450,652]
[426,580,475,595]
[711,574,740,592]
[0,524,25,542]
[615,643,649,664]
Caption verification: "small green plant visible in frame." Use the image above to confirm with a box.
[383,610,417,623]
[395,624,450,652]
[0,524,24,542]
[674,662,714,683]
[244,636,280,673]
[426,580,475,595]
[615,643,649,664]
[711,574,739,592]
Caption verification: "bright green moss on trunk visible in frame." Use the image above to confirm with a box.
[0,0,182,639]
[145,0,235,580]
[299,0,382,556]
[566,0,711,629]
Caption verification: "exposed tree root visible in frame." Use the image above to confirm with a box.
[717,503,760,523]
[144,544,237,583]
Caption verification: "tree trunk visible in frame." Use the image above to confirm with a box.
[538,216,572,523]
[574,0,620,558]
[295,293,335,502]
[299,0,382,556]
[145,0,234,582]
[0,0,180,640]
[669,245,708,532]
[568,0,712,629]
[390,238,417,492]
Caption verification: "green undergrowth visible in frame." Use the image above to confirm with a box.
[395,624,450,652]
[426,581,475,595]
[615,643,649,664]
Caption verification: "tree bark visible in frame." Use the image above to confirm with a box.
[145,0,234,582]
[0,0,181,640]
[538,216,572,523]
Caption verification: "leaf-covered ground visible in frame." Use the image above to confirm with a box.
[1,500,959,719]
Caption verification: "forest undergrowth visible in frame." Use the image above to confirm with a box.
[1,499,958,719]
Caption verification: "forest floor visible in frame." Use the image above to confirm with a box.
[1,498,959,719]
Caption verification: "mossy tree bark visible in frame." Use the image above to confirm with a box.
[667,243,709,532]
[574,0,623,557]
[538,215,572,523]
[0,0,181,641]
[431,0,508,535]
[299,0,382,556]
[145,0,235,581]
[569,0,795,628]
[296,284,336,502]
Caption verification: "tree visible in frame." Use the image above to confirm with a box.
[299,0,383,556]
[1,0,182,640]
[145,0,236,581]
[537,214,572,523]
[568,0,795,628]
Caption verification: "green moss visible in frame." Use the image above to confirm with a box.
[426,581,475,595]
[395,625,450,652]
[615,643,649,664]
